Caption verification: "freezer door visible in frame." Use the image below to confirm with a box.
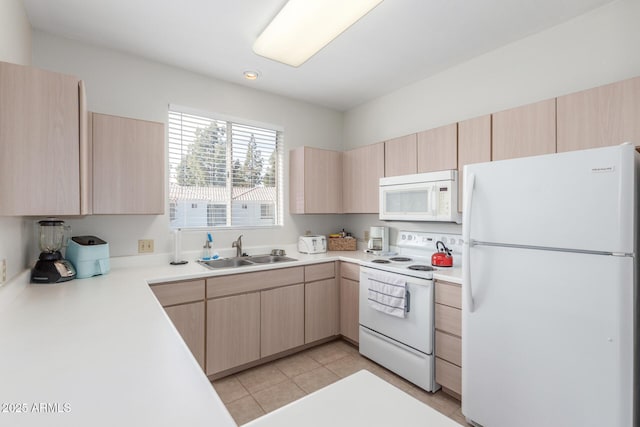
[464,144,637,253]
[462,245,635,427]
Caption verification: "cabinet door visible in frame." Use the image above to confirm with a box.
[0,61,82,215]
[339,277,359,344]
[92,113,165,214]
[289,147,342,214]
[457,115,491,212]
[342,142,384,213]
[385,134,417,176]
[305,278,339,343]
[206,293,260,375]
[557,76,640,152]
[261,284,304,357]
[492,98,556,161]
[417,123,457,173]
[164,301,205,370]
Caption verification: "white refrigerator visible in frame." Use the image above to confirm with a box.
[461,143,638,427]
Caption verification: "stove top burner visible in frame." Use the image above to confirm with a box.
[408,265,434,271]
[389,257,412,262]
[372,259,392,264]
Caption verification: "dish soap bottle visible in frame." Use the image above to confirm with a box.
[202,233,214,260]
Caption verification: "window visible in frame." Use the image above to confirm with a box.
[207,204,227,226]
[261,203,274,219]
[168,106,283,229]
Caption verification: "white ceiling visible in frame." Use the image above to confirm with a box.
[23,0,614,111]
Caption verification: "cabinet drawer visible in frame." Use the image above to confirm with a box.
[207,267,304,298]
[435,281,461,309]
[435,357,462,396]
[435,330,462,367]
[340,262,360,281]
[151,280,205,306]
[304,262,335,282]
[435,303,461,336]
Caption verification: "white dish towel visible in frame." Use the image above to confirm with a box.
[366,271,407,318]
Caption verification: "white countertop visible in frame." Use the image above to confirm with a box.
[0,248,461,426]
[244,370,462,427]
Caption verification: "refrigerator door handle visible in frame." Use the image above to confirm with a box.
[463,172,475,313]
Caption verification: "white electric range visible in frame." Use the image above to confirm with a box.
[359,231,462,392]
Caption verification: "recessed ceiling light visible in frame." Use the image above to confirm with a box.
[243,70,260,80]
[253,0,383,67]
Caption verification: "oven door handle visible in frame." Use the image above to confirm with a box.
[405,290,410,313]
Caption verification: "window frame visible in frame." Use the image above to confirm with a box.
[168,105,284,230]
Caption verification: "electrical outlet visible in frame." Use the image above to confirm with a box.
[1,259,6,284]
[364,230,370,242]
[138,239,154,253]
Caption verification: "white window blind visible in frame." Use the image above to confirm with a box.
[168,107,283,229]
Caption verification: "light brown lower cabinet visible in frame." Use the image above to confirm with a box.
[206,293,261,375]
[261,284,305,357]
[305,278,339,343]
[434,280,462,400]
[339,262,360,344]
[150,279,206,371]
[164,302,205,369]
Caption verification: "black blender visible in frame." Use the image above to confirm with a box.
[31,219,77,283]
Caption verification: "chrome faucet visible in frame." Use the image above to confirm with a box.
[232,234,243,257]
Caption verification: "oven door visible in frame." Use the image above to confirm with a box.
[359,266,434,354]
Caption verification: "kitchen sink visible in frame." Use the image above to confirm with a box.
[246,255,298,264]
[199,258,254,269]
[198,255,297,270]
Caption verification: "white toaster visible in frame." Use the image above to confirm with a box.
[298,235,327,254]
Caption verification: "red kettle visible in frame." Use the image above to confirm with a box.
[431,241,453,267]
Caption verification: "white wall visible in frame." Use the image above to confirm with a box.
[0,0,33,281]
[31,32,345,258]
[345,0,640,148]
[343,0,640,243]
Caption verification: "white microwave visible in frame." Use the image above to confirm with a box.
[379,170,461,223]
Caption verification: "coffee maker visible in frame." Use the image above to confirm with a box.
[31,219,77,284]
[367,226,389,255]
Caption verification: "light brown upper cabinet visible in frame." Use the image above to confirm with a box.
[417,123,458,173]
[342,142,384,213]
[557,76,640,152]
[92,113,165,214]
[457,115,491,212]
[492,98,556,161]
[385,134,417,176]
[0,61,88,216]
[289,146,342,214]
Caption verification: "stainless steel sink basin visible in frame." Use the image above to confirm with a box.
[198,255,297,270]
[246,255,298,264]
[199,258,254,269]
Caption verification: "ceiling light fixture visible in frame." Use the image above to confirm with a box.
[243,70,260,80]
[253,0,383,67]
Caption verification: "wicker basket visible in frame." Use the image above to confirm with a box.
[328,237,357,251]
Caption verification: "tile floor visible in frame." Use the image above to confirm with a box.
[211,339,471,425]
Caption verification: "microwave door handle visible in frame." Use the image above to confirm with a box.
[427,185,436,217]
